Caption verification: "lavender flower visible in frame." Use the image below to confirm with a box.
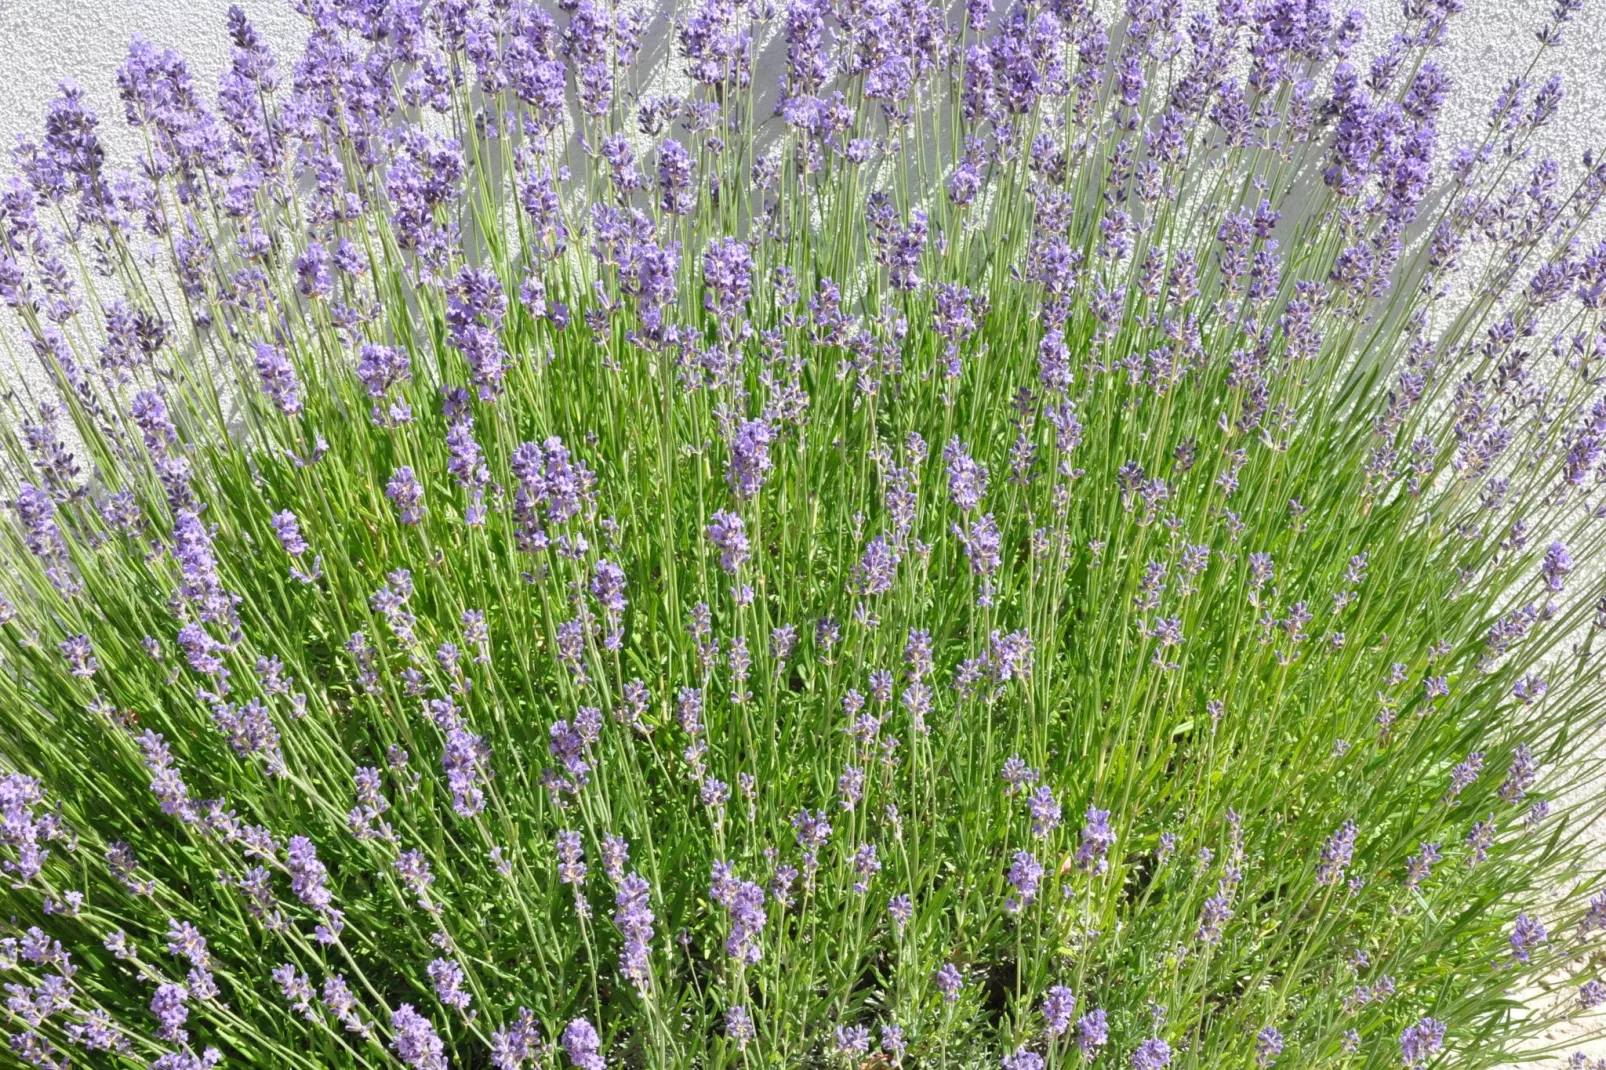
[1405,842,1441,890]
[1400,1017,1446,1067]
[945,438,989,512]
[557,830,587,886]
[1044,985,1076,1036]
[253,342,304,416]
[1317,820,1357,885]
[58,634,97,678]
[1131,1038,1172,1069]
[835,1023,871,1057]
[562,1017,605,1070]
[1541,541,1574,591]
[151,983,189,1043]
[1076,807,1116,872]
[1510,912,1547,963]
[711,861,767,963]
[270,510,308,556]
[851,535,900,597]
[1077,1010,1110,1057]
[427,958,471,1012]
[725,1005,755,1050]
[1500,745,1539,802]
[727,419,774,500]
[491,1009,543,1069]
[707,510,749,573]
[1003,1049,1045,1070]
[1006,850,1045,912]
[1448,753,1484,801]
[1255,1026,1284,1067]
[852,842,882,893]
[888,894,913,933]
[703,237,752,321]
[1028,787,1062,837]
[386,467,425,524]
[935,962,963,1002]
[392,1005,447,1070]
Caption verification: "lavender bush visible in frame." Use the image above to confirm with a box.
[1,0,1605,1065]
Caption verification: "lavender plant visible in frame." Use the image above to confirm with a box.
[0,0,1604,1066]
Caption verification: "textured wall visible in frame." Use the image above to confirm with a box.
[0,2,306,161]
[3,0,1603,200]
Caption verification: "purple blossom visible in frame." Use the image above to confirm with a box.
[711,861,767,963]
[1500,744,1538,803]
[491,1009,543,1069]
[386,467,425,525]
[1077,1009,1110,1057]
[707,510,749,573]
[1197,890,1235,944]
[427,958,471,1011]
[356,344,412,423]
[657,139,695,215]
[835,1024,871,1057]
[1003,1049,1045,1070]
[557,830,587,886]
[57,634,97,678]
[1316,820,1357,885]
[1510,912,1547,963]
[15,483,75,592]
[614,873,654,992]
[271,510,308,556]
[1448,753,1484,801]
[600,835,630,883]
[1400,1017,1446,1067]
[437,705,491,817]
[945,438,989,512]
[851,535,901,597]
[253,342,303,416]
[935,962,963,1002]
[295,242,331,298]
[395,850,434,906]
[1076,807,1115,872]
[151,983,189,1043]
[851,843,881,893]
[1255,1026,1284,1067]
[391,1004,447,1070]
[727,419,775,500]
[1466,816,1496,866]
[285,836,332,912]
[1535,543,1573,591]
[323,975,368,1037]
[561,1018,605,1070]
[1043,985,1076,1036]
[1405,841,1441,890]
[725,1005,755,1050]
[703,237,752,320]
[954,513,1003,588]
[881,1022,907,1061]
[1028,787,1062,837]
[1131,1038,1172,1069]
[1006,850,1044,912]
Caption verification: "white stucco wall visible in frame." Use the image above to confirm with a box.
[2,0,1603,204]
[0,1,306,160]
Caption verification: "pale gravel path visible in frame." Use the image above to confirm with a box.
[2,0,1604,1063]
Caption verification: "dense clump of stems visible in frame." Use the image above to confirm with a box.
[0,0,1604,1067]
